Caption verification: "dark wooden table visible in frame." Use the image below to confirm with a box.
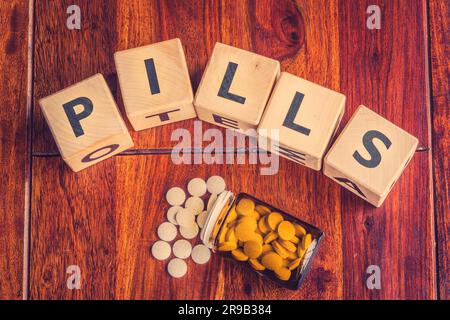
[0,0,448,300]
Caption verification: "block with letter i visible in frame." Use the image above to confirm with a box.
[323,105,418,207]
[194,42,280,132]
[257,72,346,170]
[114,38,196,131]
[39,74,134,172]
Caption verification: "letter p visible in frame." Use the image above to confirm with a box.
[63,97,94,137]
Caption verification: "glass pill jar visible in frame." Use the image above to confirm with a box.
[200,191,323,290]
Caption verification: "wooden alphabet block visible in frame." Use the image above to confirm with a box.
[257,72,346,170]
[194,42,280,132]
[39,74,134,172]
[114,38,196,131]
[324,105,418,207]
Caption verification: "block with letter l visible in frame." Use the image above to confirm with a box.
[39,74,133,172]
[194,42,280,133]
[257,72,346,170]
[323,105,418,207]
[114,38,196,131]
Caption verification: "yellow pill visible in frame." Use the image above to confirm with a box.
[261,252,283,271]
[267,212,284,230]
[243,240,263,259]
[294,224,307,236]
[282,258,289,267]
[226,228,236,243]
[249,210,261,220]
[231,249,249,261]
[272,241,289,259]
[250,232,263,244]
[277,221,295,241]
[238,216,258,229]
[236,198,255,216]
[262,244,272,254]
[235,219,257,242]
[291,235,300,244]
[288,257,302,271]
[255,205,271,215]
[257,216,270,234]
[263,231,278,244]
[249,258,266,271]
[218,242,238,251]
[275,267,291,281]
[287,250,298,260]
[279,239,297,253]
[297,246,306,258]
[301,233,312,250]
[226,206,238,223]
[218,225,228,244]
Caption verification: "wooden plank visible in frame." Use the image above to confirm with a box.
[0,1,30,300]
[429,0,449,300]
[33,0,341,153]
[338,0,435,299]
[30,154,342,299]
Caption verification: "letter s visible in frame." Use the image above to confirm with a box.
[353,130,392,168]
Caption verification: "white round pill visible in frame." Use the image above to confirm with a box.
[166,187,186,206]
[151,241,171,261]
[206,176,226,194]
[207,193,218,212]
[172,239,192,259]
[176,208,196,227]
[157,222,177,242]
[191,244,211,264]
[185,196,204,215]
[197,211,208,229]
[166,206,181,225]
[179,224,199,240]
[167,258,187,278]
[187,178,207,197]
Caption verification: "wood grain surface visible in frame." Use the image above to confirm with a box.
[0,0,447,300]
[30,155,342,299]
[0,1,29,300]
[339,0,435,299]
[429,0,449,300]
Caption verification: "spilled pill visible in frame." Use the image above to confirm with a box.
[172,239,192,259]
[191,244,211,264]
[185,196,204,215]
[187,178,207,197]
[167,258,187,278]
[151,240,171,261]
[206,176,225,194]
[166,187,186,206]
[180,224,199,239]
[157,222,177,242]
[166,206,181,225]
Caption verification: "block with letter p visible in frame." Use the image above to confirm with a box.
[194,42,280,132]
[257,72,346,170]
[114,38,196,131]
[324,105,418,207]
[39,74,133,172]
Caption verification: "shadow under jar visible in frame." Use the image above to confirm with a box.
[200,191,323,290]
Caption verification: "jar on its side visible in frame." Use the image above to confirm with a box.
[200,191,324,290]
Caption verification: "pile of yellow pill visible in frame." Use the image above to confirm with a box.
[216,197,313,282]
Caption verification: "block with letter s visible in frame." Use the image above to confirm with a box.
[323,105,418,207]
[39,74,133,172]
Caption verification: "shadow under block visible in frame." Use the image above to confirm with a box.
[324,105,418,207]
[194,42,280,132]
[39,74,134,172]
[257,72,345,171]
[114,38,196,131]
